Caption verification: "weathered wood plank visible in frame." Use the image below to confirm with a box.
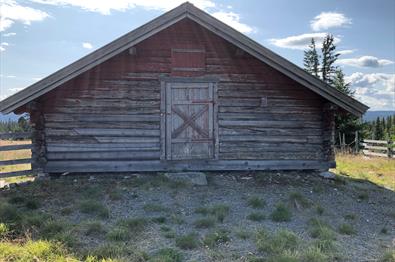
[45,128,159,137]
[219,120,322,129]
[44,114,160,122]
[47,151,160,160]
[0,144,32,151]
[362,150,389,157]
[363,139,388,144]
[361,144,388,151]
[45,159,333,173]
[0,132,31,140]
[0,158,31,166]
[0,170,33,178]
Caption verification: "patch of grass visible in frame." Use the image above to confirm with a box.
[84,221,106,236]
[194,217,216,228]
[60,207,73,216]
[289,192,311,208]
[0,203,22,224]
[235,229,250,240]
[170,214,185,225]
[39,220,67,239]
[195,204,230,223]
[152,216,166,224]
[380,250,395,262]
[175,233,200,250]
[22,211,49,229]
[143,203,168,212]
[8,195,26,205]
[301,246,329,262]
[338,223,356,235]
[380,227,388,234]
[0,240,78,261]
[0,223,10,237]
[106,226,130,241]
[150,248,183,262]
[333,153,395,190]
[108,189,123,201]
[203,229,230,248]
[25,199,40,210]
[78,200,109,219]
[88,243,129,259]
[316,205,324,215]
[247,196,266,209]
[312,185,324,194]
[195,206,210,215]
[308,218,336,241]
[344,213,356,220]
[270,203,292,222]
[256,229,299,254]
[247,212,266,222]
[81,186,102,200]
[117,217,148,233]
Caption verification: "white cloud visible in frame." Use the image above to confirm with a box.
[270,33,340,50]
[346,72,395,110]
[0,42,9,52]
[2,32,16,37]
[337,56,394,68]
[0,0,50,31]
[310,12,352,31]
[82,42,93,49]
[29,0,216,14]
[212,11,255,34]
[337,49,356,55]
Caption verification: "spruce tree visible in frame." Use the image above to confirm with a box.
[303,38,320,77]
[321,34,339,84]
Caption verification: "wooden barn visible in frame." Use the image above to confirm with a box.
[0,2,368,174]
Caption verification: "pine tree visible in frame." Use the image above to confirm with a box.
[321,34,339,84]
[375,117,384,140]
[303,38,320,77]
[332,69,354,96]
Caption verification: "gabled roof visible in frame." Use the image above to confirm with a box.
[0,2,368,116]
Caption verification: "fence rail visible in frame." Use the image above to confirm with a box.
[360,139,393,158]
[0,132,33,178]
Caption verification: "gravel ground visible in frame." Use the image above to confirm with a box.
[2,171,394,261]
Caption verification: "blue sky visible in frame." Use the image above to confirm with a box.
[0,0,394,111]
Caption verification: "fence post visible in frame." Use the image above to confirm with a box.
[388,140,393,158]
[355,131,359,154]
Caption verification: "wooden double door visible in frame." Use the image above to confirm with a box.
[164,81,216,160]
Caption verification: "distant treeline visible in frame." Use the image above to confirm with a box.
[362,115,395,141]
[0,116,31,133]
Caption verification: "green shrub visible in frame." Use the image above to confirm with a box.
[247,196,266,209]
[247,212,266,222]
[194,204,230,223]
[0,223,9,237]
[203,229,230,248]
[338,223,356,235]
[84,221,106,236]
[117,217,147,233]
[0,240,78,261]
[175,233,200,250]
[150,248,183,262]
[106,227,130,241]
[8,195,26,205]
[308,218,336,241]
[39,220,67,239]
[79,200,109,219]
[256,229,299,254]
[194,217,216,228]
[270,203,292,222]
[0,203,22,224]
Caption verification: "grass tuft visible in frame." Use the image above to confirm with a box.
[150,248,183,262]
[247,196,266,209]
[84,221,106,236]
[143,203,168,212]
[195,204,230,223]
[338,223,356,235]
[106,226,130,241]
[175,233,200,250]
[256,229,299,254]
[203,229,230,248]
[247,212,266,222]
[78,200,109,219]
[194,217,216,229]
[270,203,292,222]
[289,192,311,208]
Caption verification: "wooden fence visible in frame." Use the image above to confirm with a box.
[0,132,33,178]
[360,139,394,158]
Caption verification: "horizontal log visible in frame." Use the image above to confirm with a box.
[220,143,323,152]
[0,158,32,166]
[361,144,388,151]
[0,170,33,178]
[362,150,389,158]
[45,160,334,173]
[219,127,322,136]
[0,132,31,140]
[45,121,159,129]
[0,144,32,151]
[45,128,160,137]
[363,139,389,144]
[219,135,322,144]
[219,120,322,129]
[47,143,160,152]
[47,151,160,160]
[44,114,160,123]
[53,98,160,108]
[219,152,323,160]
[219,106,322,114]
[46,106,160,115]
[219,113,321,121]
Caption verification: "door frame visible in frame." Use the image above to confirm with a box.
[160,77,219,161]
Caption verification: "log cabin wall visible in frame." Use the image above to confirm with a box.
[36,18,330,173]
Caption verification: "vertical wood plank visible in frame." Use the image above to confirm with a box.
[160,80,166,160]
[165,83,172,160]
[213,82,219,159]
